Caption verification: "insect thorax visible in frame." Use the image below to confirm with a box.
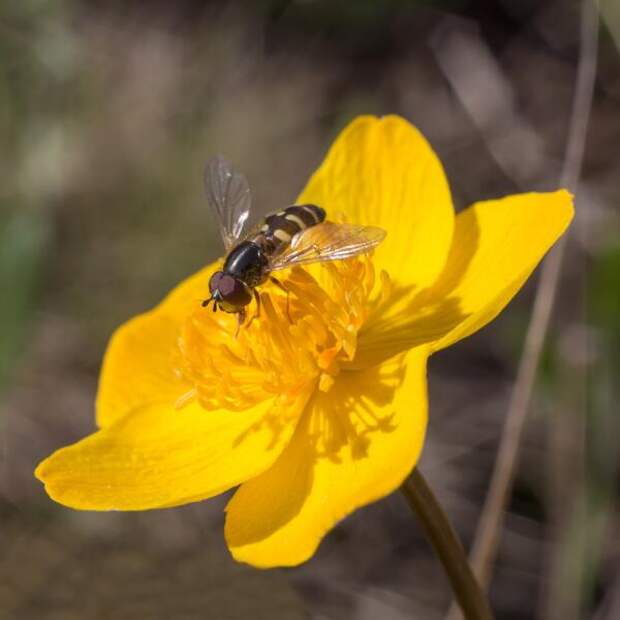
[223,204,325,288]
[223,241,269,287]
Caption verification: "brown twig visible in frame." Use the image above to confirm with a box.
[445,2,599,618]
[401,469,495,620]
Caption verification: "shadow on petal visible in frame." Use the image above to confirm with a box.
[225,350,428,567]
[353,210,480,368]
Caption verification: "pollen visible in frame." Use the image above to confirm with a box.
[177,255,389,411]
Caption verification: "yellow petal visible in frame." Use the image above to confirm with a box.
[298,115,454,290]
[96,261,220,428]
[156,260,221,318]
[355,190,574,366]
[428,190,574,351]
[37,389,311,511]
[224,347,428,568]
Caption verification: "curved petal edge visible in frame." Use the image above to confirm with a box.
[224,347,429,568]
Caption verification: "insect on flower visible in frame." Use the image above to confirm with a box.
[34,115,574,569]
[202,156,386,330]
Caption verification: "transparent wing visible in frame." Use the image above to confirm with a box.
[270,221,386,271]
[204,155,252,250]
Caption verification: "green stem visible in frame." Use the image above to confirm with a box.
[401,469,495,620]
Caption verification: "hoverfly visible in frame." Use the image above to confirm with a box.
[202,155,386,330]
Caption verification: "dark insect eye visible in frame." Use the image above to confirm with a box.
[218,275,252,307]
[208,271,224,296]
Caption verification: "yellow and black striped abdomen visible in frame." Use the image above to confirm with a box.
[260,204,325,249]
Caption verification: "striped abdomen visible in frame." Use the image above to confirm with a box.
[259,204,326,251]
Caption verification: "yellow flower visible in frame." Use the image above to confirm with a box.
[35,115,573,568]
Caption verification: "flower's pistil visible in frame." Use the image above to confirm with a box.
[177,256,389,411]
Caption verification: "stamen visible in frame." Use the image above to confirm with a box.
[176,254,389,411]
[174,389,197,409]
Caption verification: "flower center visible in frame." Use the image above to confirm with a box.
[177,256,389,411]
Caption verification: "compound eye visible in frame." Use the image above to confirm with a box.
[208,271,224,296]
[218,275,252,307]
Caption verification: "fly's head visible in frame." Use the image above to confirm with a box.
[203,270,252,314]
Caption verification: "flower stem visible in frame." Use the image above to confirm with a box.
[401,469,494,620]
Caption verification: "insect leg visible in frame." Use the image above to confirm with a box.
[269,276,292,323]
[246,289,261,329]
[235,309,246,339]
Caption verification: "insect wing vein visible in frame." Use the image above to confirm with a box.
[204,155,252,250]
[270,222,386,271]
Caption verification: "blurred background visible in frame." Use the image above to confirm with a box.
[1,1,618,618]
